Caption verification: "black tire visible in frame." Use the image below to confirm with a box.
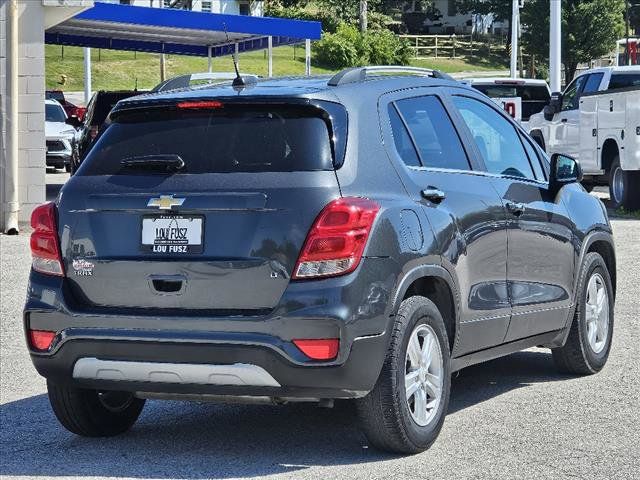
[552,252,614,375]
[609,156,640,210]
[356,296,451,454]
[582,183,595,193]
[65,164,71,173]
[47,382,145,437]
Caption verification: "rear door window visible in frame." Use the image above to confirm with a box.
[608,73,640,90]
[79,105,335,175]
[393,95,471,171]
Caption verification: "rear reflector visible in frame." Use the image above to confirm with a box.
[30,203,64,276]
[293,339,340,360]
[177,100,224,110]
[293,197,380,279]
[28,329,57,352]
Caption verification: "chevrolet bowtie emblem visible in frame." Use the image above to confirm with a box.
[147,195,185,210]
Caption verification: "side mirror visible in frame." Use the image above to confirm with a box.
[65,116,82,129]
[550,153,582,192]
[544,92,562,120]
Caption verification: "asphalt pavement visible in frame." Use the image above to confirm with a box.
[1,177,638,480]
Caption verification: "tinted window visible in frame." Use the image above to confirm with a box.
[561,76,587,111]
[453,96,535,180]
[395,96,470,171]
[388,105,420,167]
[608,73,640,90]
[80,106,334,175]
[471,84,551,120]
[583,73,604,93]
[46,91,65,102]
[45,103,66,123]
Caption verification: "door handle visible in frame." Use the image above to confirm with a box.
[421,187,446,203]
[505,201,526,216]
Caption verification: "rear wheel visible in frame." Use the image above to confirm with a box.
[552,252,614,375]
[609,157,640,210]
[47,382,145,436]
[356,296,451,454]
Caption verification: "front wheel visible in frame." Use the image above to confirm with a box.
[47,382,145,437]
[552,252,614,374]
[356,296,451,454]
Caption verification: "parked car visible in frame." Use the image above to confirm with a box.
[528,66,640,209]
[70,90,146,173]
[465,78,551,131]
[46,90,86,122]
[44,99,76,172]
[25,67,616,454]
[151,72,260,92]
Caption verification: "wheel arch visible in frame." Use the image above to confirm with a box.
[390,265,460,353]
[600,138,619,173]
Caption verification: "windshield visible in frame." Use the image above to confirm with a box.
[45,103,66,123]
[608,74,640,90]
[472,84,551,120]
[80,105,334,175]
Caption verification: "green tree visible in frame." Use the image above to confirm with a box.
[521,0,625,82]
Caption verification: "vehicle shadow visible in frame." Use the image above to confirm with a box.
[0,350,569,479]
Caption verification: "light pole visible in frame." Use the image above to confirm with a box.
[510,0,520,78]
[549,0,562,92]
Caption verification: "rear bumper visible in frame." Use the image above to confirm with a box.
[24,259,396,399]
[28,332,386,399]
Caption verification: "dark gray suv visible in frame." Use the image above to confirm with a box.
[25,67,616,454]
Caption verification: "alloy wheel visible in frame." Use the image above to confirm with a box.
[404,324,444,427]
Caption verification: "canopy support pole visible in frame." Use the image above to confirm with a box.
[207,46,213,73]
[235,42,239,69]
[267,36,273,78]
[305,39,311,76]
[83,47,92,104]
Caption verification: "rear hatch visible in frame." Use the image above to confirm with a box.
[58,99,344,313]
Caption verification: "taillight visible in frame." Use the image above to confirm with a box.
[293,339,340,360]
[293,197,380,279]
[28,329,57,352]
[30,203,64,276]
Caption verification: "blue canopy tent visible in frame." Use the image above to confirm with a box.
[45,2,322,85]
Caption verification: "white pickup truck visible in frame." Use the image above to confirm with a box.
[528,66,640,209]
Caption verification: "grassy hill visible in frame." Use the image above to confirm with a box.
[45,44,507,92]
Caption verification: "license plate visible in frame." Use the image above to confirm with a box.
[141,215,203,254]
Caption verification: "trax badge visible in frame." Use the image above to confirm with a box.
[72,259,94,276]
[147,195,185,210]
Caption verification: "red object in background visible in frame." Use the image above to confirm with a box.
[46,90,87,122]
[629,42,638,65]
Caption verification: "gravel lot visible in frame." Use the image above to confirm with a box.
[1,177,639,480]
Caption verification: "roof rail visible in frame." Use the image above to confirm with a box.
[327,66,455,86]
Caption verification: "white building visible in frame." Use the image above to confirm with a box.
[404,0,507,35]
[1,1,93,232]
[109,0,263,17]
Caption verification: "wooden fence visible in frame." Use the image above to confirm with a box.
[399,34,507,59]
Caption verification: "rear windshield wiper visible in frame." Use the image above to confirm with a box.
[120,154,185,172]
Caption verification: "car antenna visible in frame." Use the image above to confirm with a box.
[223,22,245,87]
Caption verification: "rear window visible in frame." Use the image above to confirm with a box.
[79,105,334,175]
[608,74,640,90]
[471,84,551,120]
